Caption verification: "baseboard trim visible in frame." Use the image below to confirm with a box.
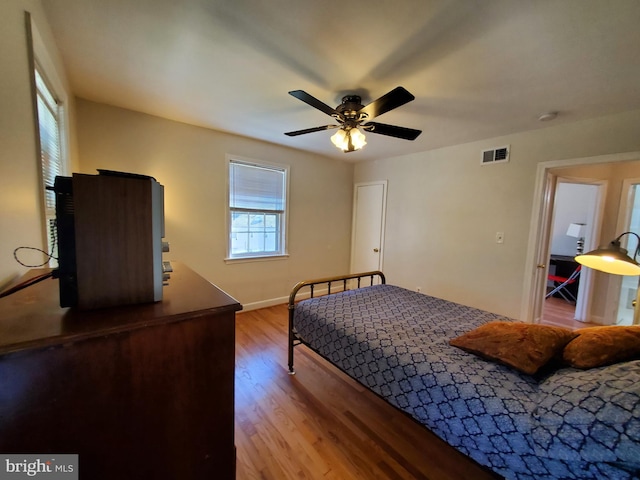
[240,286,344,312]
[241,296,289,312]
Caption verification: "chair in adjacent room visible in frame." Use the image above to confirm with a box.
[546,265,581,303]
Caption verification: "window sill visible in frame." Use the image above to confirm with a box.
[224,254,289,265]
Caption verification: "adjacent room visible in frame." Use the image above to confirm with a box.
[2,1,640,479]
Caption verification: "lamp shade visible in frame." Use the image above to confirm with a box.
[330,129,348,150]
[566,223,586,238]
[575,240,640,276]
[350,128,367,150]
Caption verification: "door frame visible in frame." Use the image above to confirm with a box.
[521,151,640,323]
[350,180,387,274]
[551,177,607,321]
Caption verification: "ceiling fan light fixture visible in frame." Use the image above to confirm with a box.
[285,87,420,152]
[331,128,367,152]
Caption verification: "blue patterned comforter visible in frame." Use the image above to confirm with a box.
[293,284,640,480]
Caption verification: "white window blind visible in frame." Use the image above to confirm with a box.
[229,162,285,212]
[35,65,64,263]
[228,159,287,259]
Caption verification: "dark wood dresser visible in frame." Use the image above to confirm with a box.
[0,263,241,479]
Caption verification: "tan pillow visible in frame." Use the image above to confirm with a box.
[450,321,577,375]
[563,325,640,369]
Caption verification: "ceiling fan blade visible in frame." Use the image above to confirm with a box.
[284,124,339,137]
[289,90,340,117]
[365,122,422,140]
[358,87,415,120]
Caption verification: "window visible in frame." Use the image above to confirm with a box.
[34,64,65,265]
[228,158,288,260]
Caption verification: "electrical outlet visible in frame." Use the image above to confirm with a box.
[496,232,504,244]
[416,287,422,293]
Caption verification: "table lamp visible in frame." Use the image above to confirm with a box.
[566,223,586,255]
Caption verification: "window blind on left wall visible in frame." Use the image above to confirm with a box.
[35,65,64,265]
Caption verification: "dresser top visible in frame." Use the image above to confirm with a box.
[0,263,241,355]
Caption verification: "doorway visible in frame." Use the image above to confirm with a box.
[521,151,640,325]
[542,180,601,325]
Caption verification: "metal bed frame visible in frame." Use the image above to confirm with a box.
[287,270,386,374]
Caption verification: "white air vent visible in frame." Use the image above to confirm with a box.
[481,145,510,165]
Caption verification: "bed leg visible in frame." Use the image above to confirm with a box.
[288,305,296,375]
[288,341,296,375]
[288,330,296,375]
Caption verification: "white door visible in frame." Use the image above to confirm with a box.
[531,172,557,324]
[351,181,387,278]
[535,175,605,323]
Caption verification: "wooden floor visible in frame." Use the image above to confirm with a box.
[235,304,501,480]
[540,296,599,329]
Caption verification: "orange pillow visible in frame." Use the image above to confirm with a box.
[450,321,577,375]
[563,325,640,369]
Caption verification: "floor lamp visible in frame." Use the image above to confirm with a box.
[575,231,640,276]
[575,231,640,324]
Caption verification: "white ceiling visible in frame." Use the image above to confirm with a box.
[42,0,640,162]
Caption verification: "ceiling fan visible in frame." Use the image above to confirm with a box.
[284,86,422,153]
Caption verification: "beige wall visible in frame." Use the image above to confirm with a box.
[0,0,77,289]
[3,0,640,320]
[355,110,640,319]
[75,99,353,308]
[0,0,352,306]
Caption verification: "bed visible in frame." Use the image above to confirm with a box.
[288,271,640,480]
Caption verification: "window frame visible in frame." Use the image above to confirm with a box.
[225,155,289,262]
[27,12,70,266]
